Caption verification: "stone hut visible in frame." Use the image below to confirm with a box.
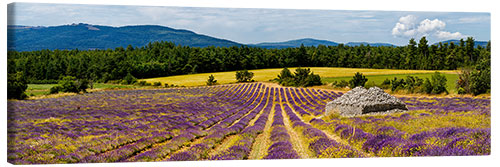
[325,86,408,117]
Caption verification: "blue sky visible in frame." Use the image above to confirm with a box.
[8,3,491,46]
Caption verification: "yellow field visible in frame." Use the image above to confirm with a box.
[141,67,458,86]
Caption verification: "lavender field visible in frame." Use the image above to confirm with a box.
[7,83,490,164]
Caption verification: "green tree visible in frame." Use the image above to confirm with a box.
[206,74,217,86]
[294,68,311,86]
[277,67,295,86]
[418,37,429,69]
[405,38,418,69]
[122,73,138,85]
[422,72,448,94]
[349,72,368,88]
[50,76,89,94]
[235,70,254,82]
[466,37,475,63]
[304,72,322,87]
[7,72,28,99]
[470,58,490,95]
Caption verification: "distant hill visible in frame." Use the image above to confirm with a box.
[9,23,488,51]
[433,40,489,48]
[251,38,340,49]
[7,23,242,51]
[345,42,395,47]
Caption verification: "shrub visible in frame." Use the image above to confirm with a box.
[422,72,448,94]
[275,67,322,87]
[364,81,378,88]
[470,59,490,95]
[349,72,368,88]
[456,68,472,94]
[335,80,349,88]
[457,87,467,95]
[153,82,162,86]
[207,75,217,86]
[137,81,151,86]
[403,76,423,93]
[7,72,28,99]
[49,85,63,94]
[380,78,391,89]
[456,59,490,96]
[235,70,254,82]
[50,76,89,94]
[277,67,295,86]
[389,76,423,93]
[304,72,322,87]
[122,73,138,85]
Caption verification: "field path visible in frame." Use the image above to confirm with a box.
[281,105,314,158]
[248,103,275,159]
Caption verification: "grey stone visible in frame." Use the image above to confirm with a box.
[325,86,408,117]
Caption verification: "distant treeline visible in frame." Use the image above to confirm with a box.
[7,37,490,83]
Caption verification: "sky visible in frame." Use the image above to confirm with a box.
[7,2,491,46]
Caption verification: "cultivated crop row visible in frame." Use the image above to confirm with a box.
[7,83,490,164]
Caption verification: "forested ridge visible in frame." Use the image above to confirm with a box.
[7,37,490,83]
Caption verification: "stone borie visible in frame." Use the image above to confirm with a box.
[325,86,408,117]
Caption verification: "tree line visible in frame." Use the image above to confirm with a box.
[7,37,490,84]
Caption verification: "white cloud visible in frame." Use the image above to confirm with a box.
[392,15,466,40]
[399,15,417,26]
[391,15,417,37]
[435,31,465,39]
[417,19,445,34]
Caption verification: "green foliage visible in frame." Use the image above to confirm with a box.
[403,76,423,93]
[389,75,425,93]
[7,72,28,99]
[349,72,368,88]
[276,67,295,86]
[456,68,472,94]
[470,58,490,95]
[422,72,448,94]
[153,82,162,86]
[7,38,489,85]
[206,75,217,86]
[304,72,322,87]
[50,76,89,94]
[380,78,391,89]
[235,70,254,82]
[332,80,349,88]
[391,77,405,91]
[456,49,490,96]
[136,81,152,86]
[122,73,138,85]
[275,67,322,87]
[457,87,467,95]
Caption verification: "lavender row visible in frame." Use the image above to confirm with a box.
[263,104,300,159]
[127,84,266,161]
[210,88,275,160]
[168,86,270,161]
[282,103,363,158]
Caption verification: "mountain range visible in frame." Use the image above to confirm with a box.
[7,23,487,51]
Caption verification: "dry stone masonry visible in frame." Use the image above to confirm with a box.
[325,86,408,117]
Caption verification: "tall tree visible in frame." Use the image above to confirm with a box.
[418,36,429,69]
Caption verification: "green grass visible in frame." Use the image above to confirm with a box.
[26,84,57,96]
[26,83,139,96]
[322,73,460,93]
[141,67,457,87]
